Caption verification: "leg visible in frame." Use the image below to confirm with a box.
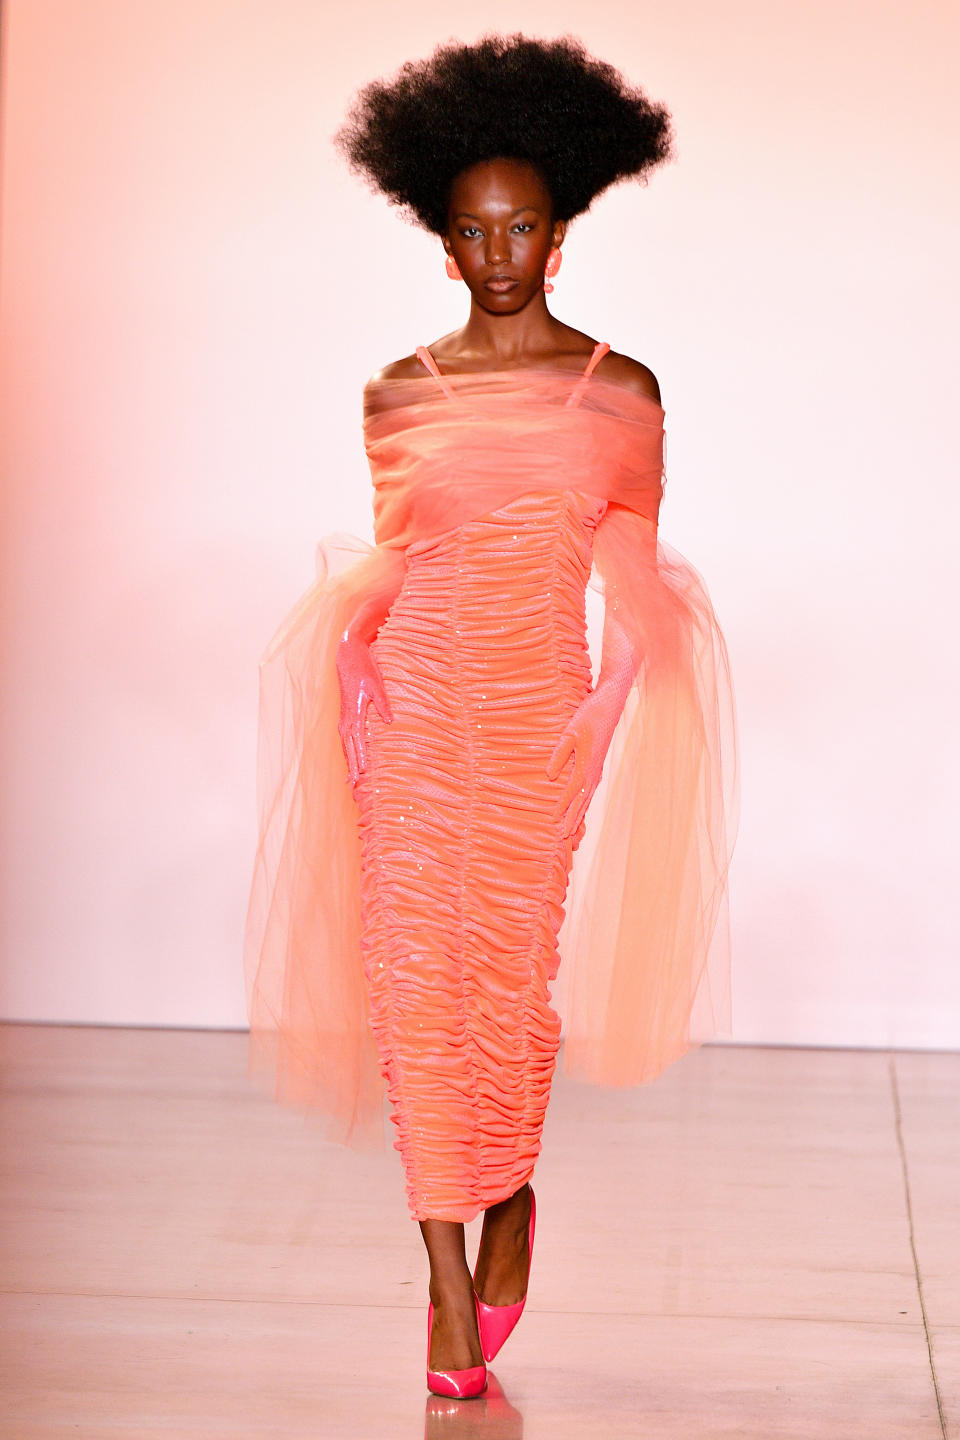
[420,1218,484,1371]
[472,1182,533,1306]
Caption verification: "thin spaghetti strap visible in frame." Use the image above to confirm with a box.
[415,345,457,399]
[565,341,611,409]
[582,340,611,377]
[415,345,442,379]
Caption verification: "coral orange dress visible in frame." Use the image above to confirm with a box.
[243,342,740,1223]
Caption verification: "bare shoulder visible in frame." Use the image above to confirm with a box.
[368,352,427,383]
[363,352,427,419]
[594,347,662,405]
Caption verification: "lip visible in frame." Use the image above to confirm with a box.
[484,276,520,293]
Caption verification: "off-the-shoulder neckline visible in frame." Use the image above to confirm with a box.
[364,368,665,416]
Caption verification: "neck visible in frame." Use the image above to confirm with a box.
[458,293,565,364]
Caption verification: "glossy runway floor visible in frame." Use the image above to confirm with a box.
[0,1024,956,1439]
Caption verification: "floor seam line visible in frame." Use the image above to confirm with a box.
[889,1052,947,1439]
[0,1288,939,1328]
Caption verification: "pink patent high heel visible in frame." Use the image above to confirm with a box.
[474,1186,536,1363]
[426,1294,488,1399]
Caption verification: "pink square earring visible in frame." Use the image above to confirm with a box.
[543,246,563,293]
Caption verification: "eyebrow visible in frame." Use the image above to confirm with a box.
[453,207,541,221]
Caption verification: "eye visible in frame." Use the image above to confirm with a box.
[511,222,534,233]
[459,225,483,239]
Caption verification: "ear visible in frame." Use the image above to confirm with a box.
[441,234,454,257]
[551,219,567,249]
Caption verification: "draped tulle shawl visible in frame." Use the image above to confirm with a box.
[243,370,740,1147]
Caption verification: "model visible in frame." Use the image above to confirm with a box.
[243,33,740,1399]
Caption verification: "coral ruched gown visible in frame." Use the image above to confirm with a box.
[243,341,740,1223]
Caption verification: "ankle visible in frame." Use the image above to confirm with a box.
[483,1185,531,1241]
[486,1183,530,1223]
[429,1268,474,1309]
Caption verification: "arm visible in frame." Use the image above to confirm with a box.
[546,350,660,836]
[337,368,425,784]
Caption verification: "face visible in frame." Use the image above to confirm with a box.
[443,157,566,312]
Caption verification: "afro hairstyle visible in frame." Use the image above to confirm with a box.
[334,33,675,234]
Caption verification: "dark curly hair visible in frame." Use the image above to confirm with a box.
[335,33,675,234]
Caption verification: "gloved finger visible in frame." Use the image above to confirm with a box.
[546,728,575,781]
[342,732,356,784]
[354,714,368,775]
[560,792,579,835]
[555,752,586,818]
[562,786,591,838]
[369,675,393,725]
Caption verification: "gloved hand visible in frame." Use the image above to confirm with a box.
[335,549,405,785]
[336,633,393,785]
[546,606,640,838]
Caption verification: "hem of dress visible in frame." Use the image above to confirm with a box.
[407,1172,535,1225]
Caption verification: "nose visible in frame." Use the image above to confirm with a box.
[484,228,510,267]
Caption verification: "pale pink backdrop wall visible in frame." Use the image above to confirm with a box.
[1,0,957,1044]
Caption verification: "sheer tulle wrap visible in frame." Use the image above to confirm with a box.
[243,369,739,1145]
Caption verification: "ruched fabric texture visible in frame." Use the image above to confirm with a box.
[242,364,740,1201]
[358,490,604,1219]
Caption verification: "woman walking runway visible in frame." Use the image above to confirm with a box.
[244,33,739,1397]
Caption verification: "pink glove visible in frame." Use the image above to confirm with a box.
[335,550,405,785]
[336,633,393,785]
[546,606,640,838]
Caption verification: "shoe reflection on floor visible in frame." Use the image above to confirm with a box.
[425,1371,523,1439]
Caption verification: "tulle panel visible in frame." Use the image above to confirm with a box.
[562,505,740,1083]
[243,536,390,1147]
